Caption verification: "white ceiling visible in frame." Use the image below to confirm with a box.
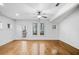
[0,3,78,21]
[0,3,66,21]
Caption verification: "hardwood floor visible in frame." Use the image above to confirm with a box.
[0,40,79,55]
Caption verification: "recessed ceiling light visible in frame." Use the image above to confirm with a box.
[16,13,20,16]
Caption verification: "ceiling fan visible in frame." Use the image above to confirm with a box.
[34,3,60,19]
[35,10,48,19]
[25,3,60,19]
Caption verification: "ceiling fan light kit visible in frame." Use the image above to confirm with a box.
[37,15,42,18]
[36,11,47,19]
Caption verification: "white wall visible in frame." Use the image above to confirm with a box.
[15,20,58,40]
[59,7,79,49]
[0,15,59,46]
[0,16,16,46]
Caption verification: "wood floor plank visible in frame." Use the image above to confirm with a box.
[0,40,79,55]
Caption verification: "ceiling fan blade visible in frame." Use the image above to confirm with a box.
[42,16,47,18]
[56,3,60,6]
